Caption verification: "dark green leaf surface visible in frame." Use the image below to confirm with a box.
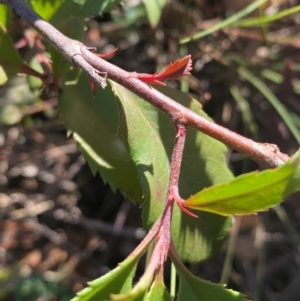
[50,0,123,25]
[29,0,123,27]
[58,73,142,203]
[74,0,123,14]
[0,24,27,84]
[172,253,249,301]
[184,151,300,215]
[111,82,233,263]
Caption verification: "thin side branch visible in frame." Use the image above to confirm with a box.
[166,125,198,217]
[168,124,186,192]
[1,0,292,168]
[138,124,188,273]
[131,125,188,263]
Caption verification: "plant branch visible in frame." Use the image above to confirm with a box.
[81,46,290,168]
[137,124,188,277]
[1,0,107,87]
[129,124,188,270]
[1,0,292,168]
[165,125,197,217]
[167,124,186,199]
[131,125,187,257]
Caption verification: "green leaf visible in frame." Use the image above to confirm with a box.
[0,104,22,125]
[238,67,300,144]
[0,4,11,27]
[70,211,156,301]
[184,152,300,216]
[230,85,259,139]
[30,0,66,21]
[111,82,233,263]
[180,0,268,44]
[0,66,8,85]
[145,273,171,301]
[110,80,170,210]
[0,24,26,84]
[171,252,249,301]
[142,0,166,28]
[70,255,139,301]
[236,4,300,27]
[110,272,153,301]
[49,17,84,82]
[160,87,233,263]
[50,0,123,25]
[58,73,143,203]
[261,69,283,85]
[74,0,123,14]
[27,56,44,90]
[0,24,43,85]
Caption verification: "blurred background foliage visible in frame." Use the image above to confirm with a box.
[1,0,300,300]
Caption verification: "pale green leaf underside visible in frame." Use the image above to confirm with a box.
[185,151,300,215]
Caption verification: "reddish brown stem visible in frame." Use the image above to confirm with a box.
[166,125,198,218]
[1,0,292,168]
[131,125,188,268]
[149,125,188,266]
[80,47,290,168]
[167,124,186,198]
